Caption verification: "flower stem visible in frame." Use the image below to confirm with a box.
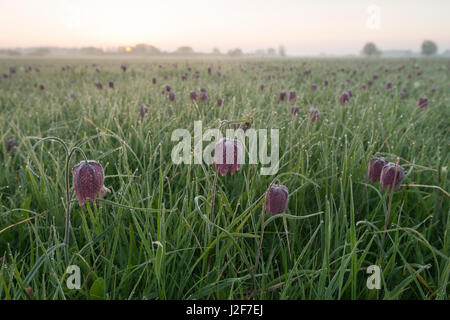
[64,147,88,246]
[382,157,400,245]
[209,169,218,233]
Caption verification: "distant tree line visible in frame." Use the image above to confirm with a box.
[0,44,289,57]
[361,40,439,57]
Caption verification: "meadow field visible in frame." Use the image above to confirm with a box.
[0,57,448,300]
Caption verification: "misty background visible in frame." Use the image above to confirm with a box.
[1,0,449,57]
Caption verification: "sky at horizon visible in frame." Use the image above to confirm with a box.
[1,0,449,55]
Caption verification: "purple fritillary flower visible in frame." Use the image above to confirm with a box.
[311,84,318,91]
[189,91,197,101]
[323,80,328,86]
[339,92,350,105]
[308,108,320,122]
[361,84,367,90]
[121,64,127,72]
[417,98,428,109]
[95,82,103,90]
[386,82,392,90]
[280,91,286,102]
[9,67,16,74]
[3,74,8,79]
[367,158,388,182]
[109,81,114,89]
[213,138,243,176]
[265,183,289,215]
[152,78,157,85]
[430,88,436,94]
[165,84,171,92]
[217,98,223,107]
[380,162,405,190]
[200,87,207,93]
[289,91,296,102]
[367,80,373,87]
[169,92,175,101]
[200,92,207,102]
[241,121,252,132]
[347,90,353,97]
[291,107,299,116]
[208,67,211,75]
[72,160,110,206]
[5,138,17,153]
[39,84,45,90]
[373,74,379,80]
[140,105,149,119]
[260,84,264,91]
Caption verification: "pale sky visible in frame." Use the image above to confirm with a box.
[0,0,449,55]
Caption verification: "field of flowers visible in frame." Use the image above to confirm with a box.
[0,57,448,299]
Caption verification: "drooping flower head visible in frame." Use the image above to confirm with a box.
[308,108,320,122]
[279,91,286,102]
[367,157,388,182]
[217,98,223,107]
[190,90,197,101]
[5,138,17,153]
[265,183,289,216]
[380,162,405,190]
[417,97,428,108]
[109,81,114,89]
[72,160,110,206]
[386,82,392,90]
[339,92,350,105]
[152,77,157,85]
[213,138,243,176]
[291,106,299,116]
[140,105,149,118]
[169,92,175,101]
[289,91,296,102]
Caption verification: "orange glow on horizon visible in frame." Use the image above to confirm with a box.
[125,46,132,53]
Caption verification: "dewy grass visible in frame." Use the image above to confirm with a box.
[0,57,448,300]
